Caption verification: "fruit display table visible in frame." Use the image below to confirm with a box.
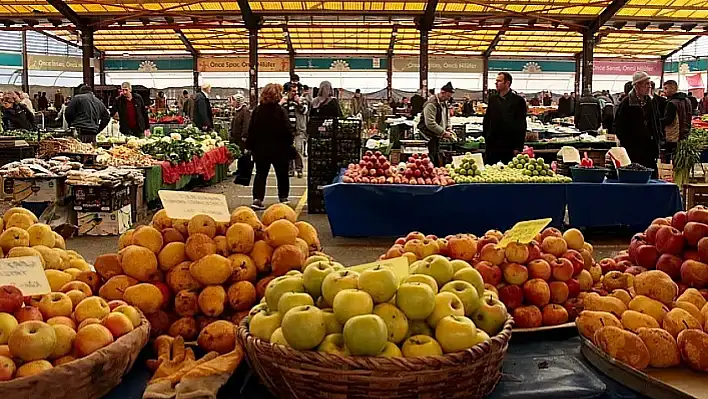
[566,180,683,230]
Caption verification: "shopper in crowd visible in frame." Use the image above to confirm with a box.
[310,81,342,118]
[557,93,572,117]
[287,74,301,95]
[282,84,308,178]
[529,95,541,106]
[22,93,35,114]
[246,83,294,210]
[54,89,64,110]
[154,91,167,112]
[65,85,110,144]
[614,72,661,174]
[542,92,552,106]
[569,92,576,115]
[230,93,250,152]
[661,80,692,159]
[2,93,36,131]
[575,91,601,133]
[302,85,312,104]
[410,90,425,116]
[194,83,214,131]
[462,95,474,116]
[350,89,368,117]
[688,92,698,115]
[37,92,48,111]
[700,93,708,115]
[55,96,70,130]
[651,81,667,120]
[31,93,38,111]
[483,73,527,165]
[418,82,454,167]
[182,90,195,119]
[177,90,189,113]
[111,82,149,137]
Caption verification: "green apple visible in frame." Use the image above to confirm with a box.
[321,308,343,334]
[343,314,388,356]
[281,305,326,350]
[435,315,478,353]
[304,255,330,267]
[331,263,345,271]
[470,329,490,346]
[471,295,508,336]
[270,327,289,346]
[416,255,454,286]
[453,268,485,297]
[265,276,305,311]
[332,289,374,324]
[303,261,335,299]
[358,265,398,303]
[378,341,403,357]
[440,280,481,316]
[249,309,283,342]
[321,270,360,305]
[483,289,499,300]
[277,291,314,314]
[373,303,409,344]
[317,333,350,356]
[407,320,433,338]
[402,274,438,294]
[401,335,443,357]
[285,270,302,276]
[396,282,435,320]
[0,313,18,344]
[315,296,331,309]
[426,292,464,328]
[409,260,425,274]
[245,302,269,324]
[450,260,473,274]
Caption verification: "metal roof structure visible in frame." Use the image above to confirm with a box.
[0,0,706,57]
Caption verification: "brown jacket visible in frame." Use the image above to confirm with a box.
[230,106,251,149]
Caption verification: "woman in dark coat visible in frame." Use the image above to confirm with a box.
[245,83,294,210]
[2,93,36,131]
[310,81,342,118]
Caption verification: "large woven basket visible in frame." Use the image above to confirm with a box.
[0,314,150,399]
[238,315,514,399]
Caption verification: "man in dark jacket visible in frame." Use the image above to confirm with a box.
[661,80,692,159]
[575,93,601,133]
[410,91,425,116]
[37,92,48,111]
[54,90,64,110]
[483,72,527,165]
[65,85,110,144]
[557,93,572,117]
[688,92,698,114]
[111,82,149,136]
[614,72,662,174]
[194,83,213,131]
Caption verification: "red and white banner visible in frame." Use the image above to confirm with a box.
[686,73,704,89]
[593,60,663,76]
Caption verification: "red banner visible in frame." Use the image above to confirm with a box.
[593,60,662,75]
[686,73,704,89]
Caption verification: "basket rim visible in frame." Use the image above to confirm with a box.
[238,314,513,370]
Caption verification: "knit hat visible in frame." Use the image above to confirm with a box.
[441,82,455,93]
[632,71,650,85]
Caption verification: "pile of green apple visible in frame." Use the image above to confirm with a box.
[446,154,572,184]
[246,256,508,358]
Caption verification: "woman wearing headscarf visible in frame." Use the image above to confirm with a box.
[230,93,250,151]
[245,83,294,210]
[20,93,35,115]
[3,93,36,130]
[310,81,342,118]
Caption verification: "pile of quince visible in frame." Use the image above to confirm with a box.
[246,254,508,357]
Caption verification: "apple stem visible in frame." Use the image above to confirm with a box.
[682,320,689,329]
[600,319,605,327]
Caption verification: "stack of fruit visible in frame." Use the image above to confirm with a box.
[93,204,328,349]
[381,228,598,328]
[577,269,708,372]
[246,254,508,357]
[341,152,454,186]
[446,154,572,184]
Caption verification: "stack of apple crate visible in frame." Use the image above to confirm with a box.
[307,118,336,214]
[335,119,362,171]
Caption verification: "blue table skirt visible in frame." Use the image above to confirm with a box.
[566,180,683,230]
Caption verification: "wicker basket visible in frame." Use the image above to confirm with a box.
[238,315,514,399]
[0,314,150,399]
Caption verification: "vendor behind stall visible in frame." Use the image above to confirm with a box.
[418,82,454,167]
[65,85,110,144]
[483,72,527,165]
[575,93,601,133]
[111,82,149,137]
[2,93,36,131]
[661,80,692,159]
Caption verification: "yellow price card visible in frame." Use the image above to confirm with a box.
[347,256,410,282]
[0,256,50,296]
[495,218,552,249]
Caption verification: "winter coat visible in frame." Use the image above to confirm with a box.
[65,93,110,134]
[574,95,602,132]
[614,90,661,166]
[245,103,294,161]
[111,94,149,136]
[230,106,251,148]
[662,92,692,143]
[310,98,341,119]
[3,103,36,131]
[483,91,527,154]
[418,95,449,139]
[193,91,213,131]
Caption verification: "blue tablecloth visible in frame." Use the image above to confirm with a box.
[566,180,683,230]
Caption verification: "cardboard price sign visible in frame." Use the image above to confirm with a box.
[558,146,580,164]
[0,256,50,295]
[347,256,409,282]
[452,154,485,170]
[496,218,552,249]
[159,190,230,222]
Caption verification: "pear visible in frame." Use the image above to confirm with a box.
[576,310,621,342]
[123,283,164,314]
[628,295,670,324]
[636,327,681,368]
[662,308,702,338]
[676,288,707,310]
[594,326,650,370]
[621,310,659,333]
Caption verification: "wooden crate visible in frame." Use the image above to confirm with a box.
[683,183,708,209]
[657,161,673,182]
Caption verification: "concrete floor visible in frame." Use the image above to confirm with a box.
[62,168,630,265]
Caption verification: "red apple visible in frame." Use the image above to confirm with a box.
[645,224,663,245]
[549,281,569,304]
[479,243,505,265]
[527,241,542,262]
[651,218,671,226]
[406,231,425,241]
[635,244,659,269]
[624,266,648,276]
[563,297,584,321]
[599,258,617,275]
[680,260,708,288]
[562,250,585,276]
[566,279,581,298]
[476,236,499,252]
[0,285,24,314]
[475,261,502,286]
[425,234,438,241]
[672,211,688,231]
[513,305,543,328]
[14,306,43,323]
[655,226,685,255]
[503,263,529,286]
[539,253,557,264]
[628,233,647,262]
[542,304,569,326]
[615,260,632,272]
[613,254,632,264]
[528,259,552,281]
[698,237,708,263]
[551,258,574,281]
[394,237,406,246]
[498,285,524,309]
[523,279,551,307]
[687,205,708,224]
[540,227,562,241]
[655,253,683,280]
[683,222,708,247]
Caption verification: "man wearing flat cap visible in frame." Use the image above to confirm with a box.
[613,71,662,174]
[418,82,454,166]
[483,72,527,165]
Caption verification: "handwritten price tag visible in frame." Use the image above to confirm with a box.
[347,256,410,282]
[470,153,486,170]
[496,218,552,249]
[159,190,231,223]
[0,256,50,296]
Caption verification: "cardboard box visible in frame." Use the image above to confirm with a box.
[72,184,130,212]
[8,178,62,203]
[78,205,131,236]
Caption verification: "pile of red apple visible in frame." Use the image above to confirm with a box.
[342,152,454,186]
[600,205,708,297]
[382,228,599,329]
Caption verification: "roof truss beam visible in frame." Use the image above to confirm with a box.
[589,0,630,32]
[388,25,398,56]
[175,28,199,56]
[283,26,295,57]
[45,0,87,30]
[419,0,439,31]
[237,0,261,30]
[664,36,700,58]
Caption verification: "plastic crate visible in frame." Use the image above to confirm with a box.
[570,167,609,183]
[617,168,653,184]
[0,146,36,166]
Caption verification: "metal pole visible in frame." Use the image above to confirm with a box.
[386,51,393,103]
[81,30,94,87]
[581,31,594,96]
[574,54,581,96]
[289,52,295,76]
[192,55,199,92]
[660,57,666,86]
[248,27,258,110]
[99,53,106,85]
[419,29,429,96]
[21,30,29,93]
[482,56,489,102]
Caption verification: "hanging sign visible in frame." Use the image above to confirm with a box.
[197,56,290,72]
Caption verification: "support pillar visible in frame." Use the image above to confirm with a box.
[248,28,258,110]
[660,57,666,86]
[581,30,594,96]
[419,29,429,96]
[98,53,106,86]
[482,56,489,102]
[21,30,29,93]
[574,54,581,96]
[81,30,94,87]
[192,55,199,92]
[289,52,295,76]
[386,51,393,102]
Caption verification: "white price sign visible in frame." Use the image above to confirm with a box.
[558,146,580,164]
[0,256,50,296]
[159,190,231,223]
